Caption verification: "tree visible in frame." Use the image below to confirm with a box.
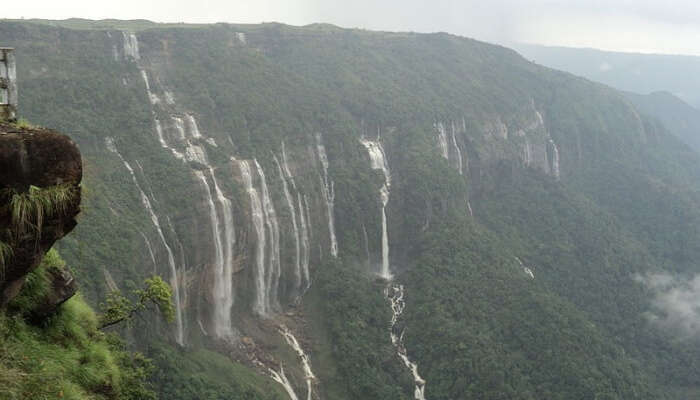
[99,275,175,329]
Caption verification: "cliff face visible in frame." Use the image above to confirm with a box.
[0,122,82,305]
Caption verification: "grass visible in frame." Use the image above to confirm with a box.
[0,295,122,399]
[9,184,76,238]
[0,241,12,278]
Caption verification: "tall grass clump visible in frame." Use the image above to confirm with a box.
[9,184,76,238]
[0,241,12,279]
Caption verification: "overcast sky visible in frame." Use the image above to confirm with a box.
[6,0,700,56]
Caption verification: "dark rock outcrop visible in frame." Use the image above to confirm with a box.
[26,266,78,323]
[0,122,82,306]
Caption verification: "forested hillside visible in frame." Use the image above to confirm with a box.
[3,19,700,399]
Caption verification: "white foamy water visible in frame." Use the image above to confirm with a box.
[435,122,449,159]
[196,169,236,339]
[269,366,299,400]
[386,284,427,400]
[280,325,316,400]
[274,154,302,294]
[238,160,269,316]
[360,137,392,280]
[256,160,282,314]
[450,121,464,175]
[548,139,560,179]
[315,133,338,258]
[122,32,140,60]
[297,193,311,290]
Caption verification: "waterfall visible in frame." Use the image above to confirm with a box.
[106,137,185,346]
[125,32,243,337]
[435,121,464,175]
[122,32,140,60]
[185,114,203,139]
[238,160,270,316]
[269,366,299,400]
[435,122,449,159]
[211,169,235,337]
[450,122,464,175]
[238,159,281,316]
[360,137,392,280]
[280,325,316,400]
[548,139,560,179]
[315,133,338,257]
[297,193,311,290]
[303,194,313,242]
[274,155,302,294]
[103,268,119,292]
[386,284,427,400]
[281,142,296,190]
[195,169,235,339]
[256,160,282,314]
[138,230,158,272]
[140,70,160,105]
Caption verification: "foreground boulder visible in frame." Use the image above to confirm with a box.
[0,121,82,306]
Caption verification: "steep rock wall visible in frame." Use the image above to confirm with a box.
[0,122,82,305]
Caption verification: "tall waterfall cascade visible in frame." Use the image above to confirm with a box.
[237,159,282,317]
[274,155,303,295]
[105,137,185,346]
[256,160,282,315]
[360,137,392,280]
[315,133,338,258]
[195,168,236,339]
[386,284,427,400]
[121,32,241,341]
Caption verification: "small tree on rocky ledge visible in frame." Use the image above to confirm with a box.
[99,275,175,329]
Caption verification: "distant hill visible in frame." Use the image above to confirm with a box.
[624,91,700,152]
[513,43,700,109]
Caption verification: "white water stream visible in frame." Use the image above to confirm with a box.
[122,32,243,340]
[106,137,185,345]
[435,121,464,175]
[238,160,269,316]
[257,160,282,314]
[274,155,302,294]
[315,134,338,258]
[360,137,392,280]
[269,366,299,400]
[450,121,464,175]
[386,284,427,400]
[280,325,316,400]
[548,139,560,179]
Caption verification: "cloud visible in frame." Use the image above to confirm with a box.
[636,273,700,338]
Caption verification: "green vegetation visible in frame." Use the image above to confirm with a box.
[6,184,76,238]
[99,276,175,330]
[312,259,411,399]
[0,250,156,400]
[7,18,700,400]
[0,241,12,276]
[7,248,64,315]
[147,343,285,400]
